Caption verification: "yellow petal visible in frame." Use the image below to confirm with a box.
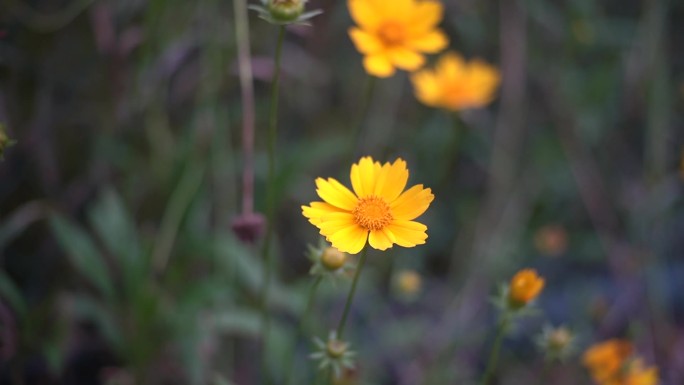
[390,184,434,220]
[329,225,368,254]
[408,0,444,33]
[302,202,344,225]
[411,70,441,107]
[348,27,383,54]
[368,228,394,250]
[363,54,395,77]
[388,47,425,71]
[438,52,466,82]
[350,156,381,197]
[316,178,358,210]
[372,0,413,21]
[387,220,428,247]
[374,158,409,202]
[348,0,380,30]
[407,30,449,53]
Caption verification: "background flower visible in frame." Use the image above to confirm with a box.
[348,0,448,77]
[411,52,500,111]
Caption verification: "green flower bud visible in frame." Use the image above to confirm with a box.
[268,0,305,22]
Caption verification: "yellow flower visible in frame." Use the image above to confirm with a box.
[582,339,634,384]
[508,269,545,306]
[302,157,434,254]
[395,269,422,296]
[347,0,448,78]
[410,52,500,111]
[623,359,659,385]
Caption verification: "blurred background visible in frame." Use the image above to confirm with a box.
[0,0,683,384]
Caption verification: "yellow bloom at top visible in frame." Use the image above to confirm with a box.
[302,157,434,254]
[508,269,544,306]
[411,52,500,111]
[347,0,449,78]
[583,339,634,384]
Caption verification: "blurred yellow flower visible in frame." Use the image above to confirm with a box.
[302,157,434,254]
[582,339,634,384]
[622,359,659,385]
[508,269,544,306]
[347,0,448,77]
[395,269,422,296]
[410,52,500,111]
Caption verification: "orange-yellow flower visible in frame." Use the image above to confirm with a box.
[347,0,449,78]
[622,359,659,385]
[410,52,500,111]
[302,157,434,254]
[583,339,634,384]
[508,269,544,305]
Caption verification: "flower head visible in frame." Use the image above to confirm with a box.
[508,269,545,307]
[410,52,500,111]
[536,325,575,362]
[310,331,356,379]
[302,157,434,254]
[251,0,323,25]
[583,339,634,384]
[348,0,448,78]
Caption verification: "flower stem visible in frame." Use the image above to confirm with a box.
[346,75,376,165]
[259,25,286,385]
[478,315,509,385]
[283,276,323,385]
[336,247,368,339]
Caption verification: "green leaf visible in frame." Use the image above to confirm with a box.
[88,189,146,291]
[49,215,115,299]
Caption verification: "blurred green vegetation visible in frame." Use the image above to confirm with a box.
[0,0,683,384]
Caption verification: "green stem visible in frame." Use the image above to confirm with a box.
[346,76,376,165]
[283,276,323,385]
[260,25,286,385]
[478,316,509,385]
[336,247,368,339]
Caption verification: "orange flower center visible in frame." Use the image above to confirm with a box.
[353,195,393,231]
[378,22,405,45]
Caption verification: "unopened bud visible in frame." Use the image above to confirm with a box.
[326,339,348,359]
[268,0,305,23]
[321,247,347,271]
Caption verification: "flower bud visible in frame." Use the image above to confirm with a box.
[267,0,305,23]
[395,270,421,296]
[508,268,544,309]
[326,339,349,359]
[321,247,347,271]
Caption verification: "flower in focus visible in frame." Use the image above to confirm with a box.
[508,268,545,308]
[410,52,500,111]
[347,0,449,77]
[583,339,634,384]
[302,157,434,254]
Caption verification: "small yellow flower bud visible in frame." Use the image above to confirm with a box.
[396,270,421,296]
[326,339,348,359]
[268,0,305,23]
[508,268,545,308]
[321,247,347,271]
